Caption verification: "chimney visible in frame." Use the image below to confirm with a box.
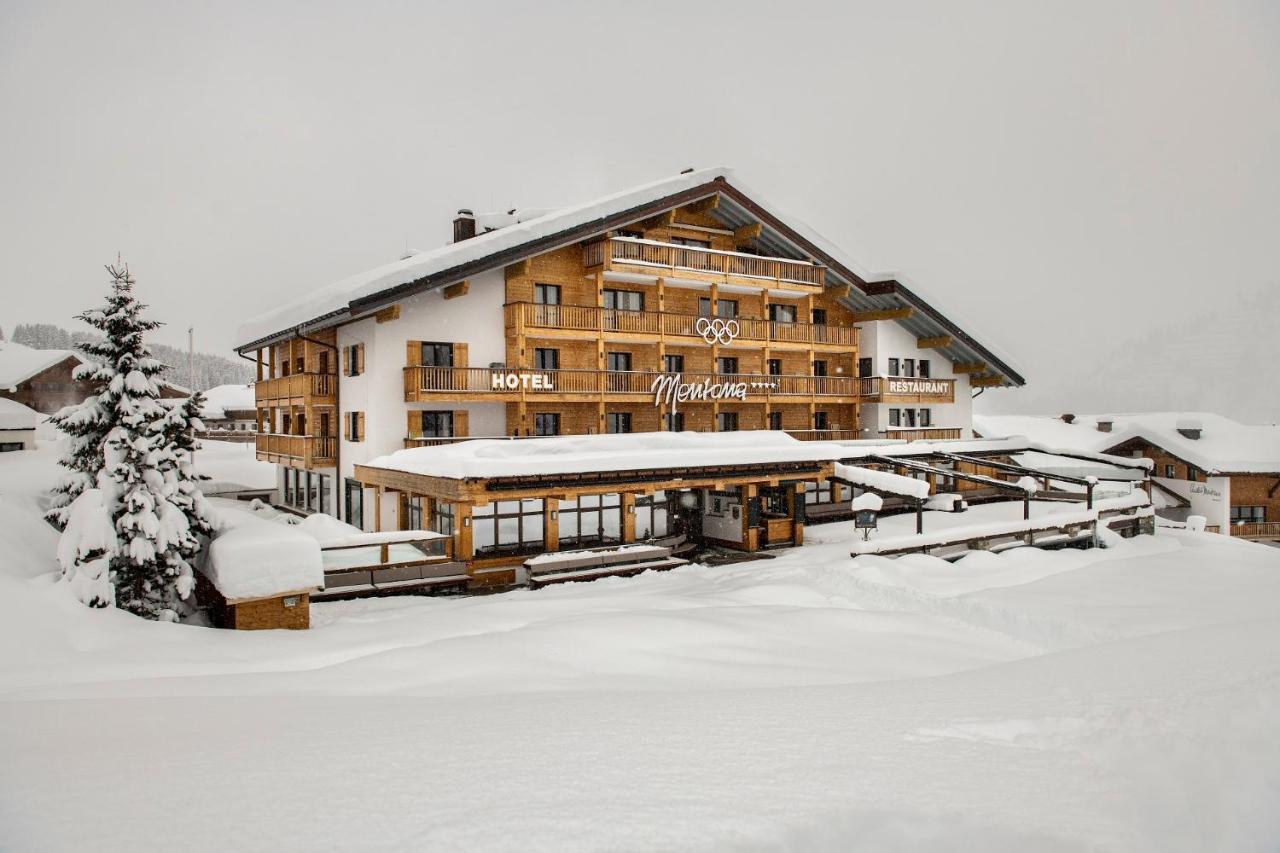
[1060,413,1075,424]
[1176,418,1203,440]
[1096,420,1113,433]
[453,209,476,243]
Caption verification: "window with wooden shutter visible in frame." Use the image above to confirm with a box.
[406,341,421,367]
[407,410,419,439]
[342,346,351,376]
[453,410,469,437]
[453,343,468,369]
[356,343,365,375]
[356,412,365,441]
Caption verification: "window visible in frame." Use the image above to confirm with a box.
[281,412,291,435]
[306,472,320,511]
[888,408,901,427]
[346,344,362,377]
[717,299,738,319]
[768,304,797,323]
[761,485,790,517]
[534,348,560,370]
[811,308,827,325]
[346,411,363,441]
[919,409,932,428]
[317,473,329,515]
[717,356,738,375]
[558,493,623,547]
[1231,506,1266,524]
[432,501,456,536]
[814,411,829,431]
[534,412,560,436]
[888,358,900,377]
[615,228,644,239]
[406,495,425,530]
[918,359,931,378]
[663,354,684,374]
[606,352,632,372]
[767,359,782,376]
[472,498,545,557]
[698,297,712,317]
[534,283,561,305]
[904,409,918,428]
[420,411,454,437]
[902,358,916,378]
[603,289,644,311]
[767,411,783,431]
[805,479,834,505]
[812,360,828,377]
[0,442,24,453]
[664,412,685,432]
[670,236,711,248]
[420,342,453,367]
[858,357,873,378]
[283,469,296,506]
[1164,464,1176,478]
[605,412,632,434]
[634,491,672,540]
[717,412,739,432]
[344,479,364,529]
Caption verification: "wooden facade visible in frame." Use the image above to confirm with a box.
[252,328,339,469]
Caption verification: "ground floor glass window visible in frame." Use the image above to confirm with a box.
[559,493,622,547]
[634,491,672,540]
[1231,506,1266,523]
[473,498,545,556]
[344,479,363,529]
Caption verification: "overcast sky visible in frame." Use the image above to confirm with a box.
[2,1,1277,413]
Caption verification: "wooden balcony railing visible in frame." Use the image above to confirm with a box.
[404,366,860,400]
[254,372,337,404]
[505,303,857,348]
[1229,521,1280,540]
[880,428,963,441]
[586,237,825,286]
[255,433,337,466]
[787,429,862,442]
[859,376,956,403]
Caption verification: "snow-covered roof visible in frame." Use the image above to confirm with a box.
[199,383,255,420]
[206,517,323,601]
[0,341,79,391]
[975,412,1280,475]
[232,167,1023,385]
[0,397,38,430]
[365,431,843,481]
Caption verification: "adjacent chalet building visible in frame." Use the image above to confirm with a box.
[975,412,1280,540]
[0,397,38,452]
[0,340,188,415]
[236,167,1024,582]
[198,383,258,437]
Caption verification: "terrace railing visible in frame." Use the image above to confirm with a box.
[404,366,860,399]
[586,237,825,286]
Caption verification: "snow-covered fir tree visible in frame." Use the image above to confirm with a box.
[49,263,203,619]
[156,390,215,558]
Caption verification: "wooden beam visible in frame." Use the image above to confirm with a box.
[916,335,951,349]
[850,307,913,323]
[374,304,400,324]
[971,375,1006,388]
[505,258,531,278]
[656,210,677,227]
[733,222,762,242]
[442,280,469,300]
[951,361,987,374]
[687,194,720,214]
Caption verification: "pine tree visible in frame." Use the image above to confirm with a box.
[156,390,215,554]
[49,263,201,619]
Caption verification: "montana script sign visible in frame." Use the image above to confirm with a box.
[651,373,775,411]
[885,379,950,396]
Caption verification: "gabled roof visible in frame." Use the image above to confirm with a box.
[974,412,1280,475]
[0,397,39,430]
[0,341,80,391]
[199,383,256,420]
[235,167,1024,386]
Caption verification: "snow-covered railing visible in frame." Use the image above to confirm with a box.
[591,237,826,286]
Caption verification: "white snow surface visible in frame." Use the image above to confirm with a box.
[976,411,1280,474]
[0,340,79,390]
[198,383,255,420]
[205,516,321,600]
[193,439,276,493]
[0,397,38,430]
[835,461,931,499]
[3,441,1280,851]
[367,430,845,480]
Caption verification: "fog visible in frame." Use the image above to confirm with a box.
[2,0,1276,418]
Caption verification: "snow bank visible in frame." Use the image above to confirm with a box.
[367,430,843,480]
[205,519,322,601]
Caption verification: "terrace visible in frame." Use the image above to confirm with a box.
[586,236,825,288]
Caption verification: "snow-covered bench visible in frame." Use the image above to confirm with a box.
[524,544,688,588]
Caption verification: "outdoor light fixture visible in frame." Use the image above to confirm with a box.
[463,517,470,528]
[283,596,300,608]
[550,510,558,520]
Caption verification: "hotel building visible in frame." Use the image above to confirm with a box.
[236,168,1024,584]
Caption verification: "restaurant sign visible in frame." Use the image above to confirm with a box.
[885,379,950,396]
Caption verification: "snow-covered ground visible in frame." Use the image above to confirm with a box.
[2,442,1279,851]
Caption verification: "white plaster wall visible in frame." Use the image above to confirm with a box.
[701,490,744,542]
[857,320,973,438]
[1190,476,1231,530]
[0,429,36,451]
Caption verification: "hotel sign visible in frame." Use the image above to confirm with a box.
[885,379,950,396]
[651,373,775,411]
[492,372,554,390]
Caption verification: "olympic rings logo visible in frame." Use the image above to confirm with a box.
[694,316,740,345]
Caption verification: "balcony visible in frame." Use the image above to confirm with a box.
[1228,521,1280,541]
[586,237,825,288]
[859,376,956,404]
[505,303,856,349]
[404,366,860,403]
[255,433,337,467]
[254,372,337,405]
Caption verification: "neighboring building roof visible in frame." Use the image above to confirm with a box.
[365,431,844,481]
[199,383,256,420]
[0,397,39,430]
[974,412,1280,475]
[236,167,1024,386]
[0,341,80,391]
